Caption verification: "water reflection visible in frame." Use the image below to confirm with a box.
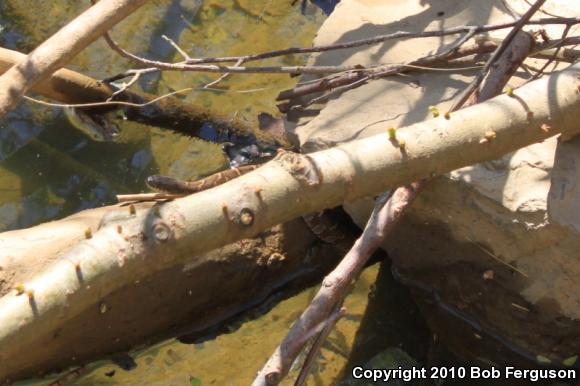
[0,0,324,232]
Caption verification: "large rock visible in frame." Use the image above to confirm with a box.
[286,0,580,367]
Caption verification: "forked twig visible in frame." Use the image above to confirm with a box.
[252,185,423,386]
[103,17,579,78]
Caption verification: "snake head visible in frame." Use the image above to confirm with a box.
[64,107,120,142]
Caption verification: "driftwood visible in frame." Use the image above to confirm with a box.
[0,62,578,382]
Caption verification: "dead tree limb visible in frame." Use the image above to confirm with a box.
[252,186,422,386]
[0,201,345,382]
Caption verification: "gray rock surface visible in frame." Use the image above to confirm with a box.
[286,0,580,365]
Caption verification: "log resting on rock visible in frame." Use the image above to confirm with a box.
[0,62,578,382]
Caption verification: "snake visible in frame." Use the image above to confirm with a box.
[64,106,120,142]
[146,165,259,196]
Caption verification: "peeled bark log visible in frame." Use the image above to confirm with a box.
[0,63,578,382]
[0,203,345,382]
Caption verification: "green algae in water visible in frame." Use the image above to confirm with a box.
[189,376,201,386]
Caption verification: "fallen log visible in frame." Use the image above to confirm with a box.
[0,202,351,382]
[0,61,578,382]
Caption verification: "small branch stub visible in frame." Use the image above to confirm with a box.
[387,127,406,151]
[398,138,407,151]
[237,208,255,226]
[265,372,280,386]
[479,130,497,144]
[152,221,173,243]
[276,151,323,187]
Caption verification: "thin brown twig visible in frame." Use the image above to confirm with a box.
[161,34,192,61]
[204,58,245,88]
[528,24,572,81]
[116,192,185,202]
[530,35,580,61]
[106,70,142,100]
[521,0,565,18]
[449,0,548,111]
[289,61,484,111]
[104,17,580,79]
[278,35,580,105]
[294,306,346,386]
[466,237,528,277]
[184,17,576,65]
[289,27,479,109]
[23,84,270,110]
[96,26,367,74]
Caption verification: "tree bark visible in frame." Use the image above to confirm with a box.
[0,63,578,382]
[0,201,343,382]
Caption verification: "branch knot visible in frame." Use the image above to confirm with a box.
[275,150,323,187]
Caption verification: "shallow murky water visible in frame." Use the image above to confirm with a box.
[73,267,381,386]
[0,0,325,231]
[1,2,428,385]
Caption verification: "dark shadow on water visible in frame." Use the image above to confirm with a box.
[339,260,430,385]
